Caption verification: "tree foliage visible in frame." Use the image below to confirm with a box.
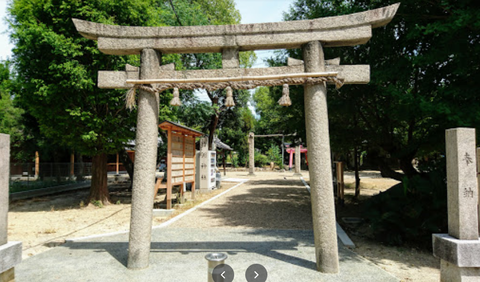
[8,0,172,202]
[217,106,255,166]
[8,0,250,202]
[161,0,256,150]
[264,0,480,180]
[252,81,304,157]
[270,0,480,248]
[0,60,24,150]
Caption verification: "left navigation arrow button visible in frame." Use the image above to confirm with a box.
[212,264,234,282]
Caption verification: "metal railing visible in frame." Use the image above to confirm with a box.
[9,163,92,193]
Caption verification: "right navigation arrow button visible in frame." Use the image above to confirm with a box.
[246,264,268,282]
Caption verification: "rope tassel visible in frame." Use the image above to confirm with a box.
[125,87,137,110]
[225,86,235,107]
[278,84,292,106]
[170,87,182,106]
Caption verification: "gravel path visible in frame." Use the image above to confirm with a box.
[169,171,313,230]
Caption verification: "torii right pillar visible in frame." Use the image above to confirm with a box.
[303,41,339,273]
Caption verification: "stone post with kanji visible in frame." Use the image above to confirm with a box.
[197,137,210,193]
[433,128,480,282]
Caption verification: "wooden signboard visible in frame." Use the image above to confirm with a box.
[155,121,203,209]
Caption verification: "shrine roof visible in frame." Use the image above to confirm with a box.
[214,137,233,151]
[159,120,204,137]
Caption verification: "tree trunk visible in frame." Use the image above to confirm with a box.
[354,147,361,199]
[399,155,419,178]
[223,151,226,176]
[119,149,134,188]
[370,150,405,181]
[89,152,110,204]
[379,162,404,181]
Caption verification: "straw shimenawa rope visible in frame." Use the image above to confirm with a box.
[170,87,182,106]
[278,84,291,106]
[125,76,344,109]
[125,84,157,110]
[224,86,235,107]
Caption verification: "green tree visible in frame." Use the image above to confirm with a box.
[252,84,302,153]
[194,0,241,25]
[176,100,215,132]
[8,0,170,203]
[217,106,255,166]
[277,0,480,180]
[266,144,283,168]
[163,0,256,149]
[0,60,24,150]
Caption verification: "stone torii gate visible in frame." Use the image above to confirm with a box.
[73,3,398,273]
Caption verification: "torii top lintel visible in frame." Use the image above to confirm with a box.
[72,3,399,56]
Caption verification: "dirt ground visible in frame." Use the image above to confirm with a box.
[7,170,440,282]
[169,172,312,230]
[8,179,236,259]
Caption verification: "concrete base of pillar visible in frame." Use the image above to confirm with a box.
[441,260,480,282]
[248,173,256,176]
[152,209,174,217]
[433,234,480,267]
[0,268,14,282]
[0,242,22,274]
[197,188,213,194]
[433,234,480,281]
[293,173,302,177]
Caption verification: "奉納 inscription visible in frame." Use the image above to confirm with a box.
[463,152,473,166]
[463,187,474,198]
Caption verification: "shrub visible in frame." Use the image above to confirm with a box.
[267,144,283,169]
[90,200,104,208]
[231,154,239,168]
[363,167,447,248]
[238,150,247,167]
[254,151,269,167]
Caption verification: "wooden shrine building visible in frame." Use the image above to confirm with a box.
[154,121,203,209]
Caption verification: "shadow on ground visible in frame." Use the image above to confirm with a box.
[60,228,371,271]
[192,179,313,230]
[63,234,318,270]
[9,185,133,212]
[17,226,400,282]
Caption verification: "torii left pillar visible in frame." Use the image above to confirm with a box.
[127,49,161,269]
